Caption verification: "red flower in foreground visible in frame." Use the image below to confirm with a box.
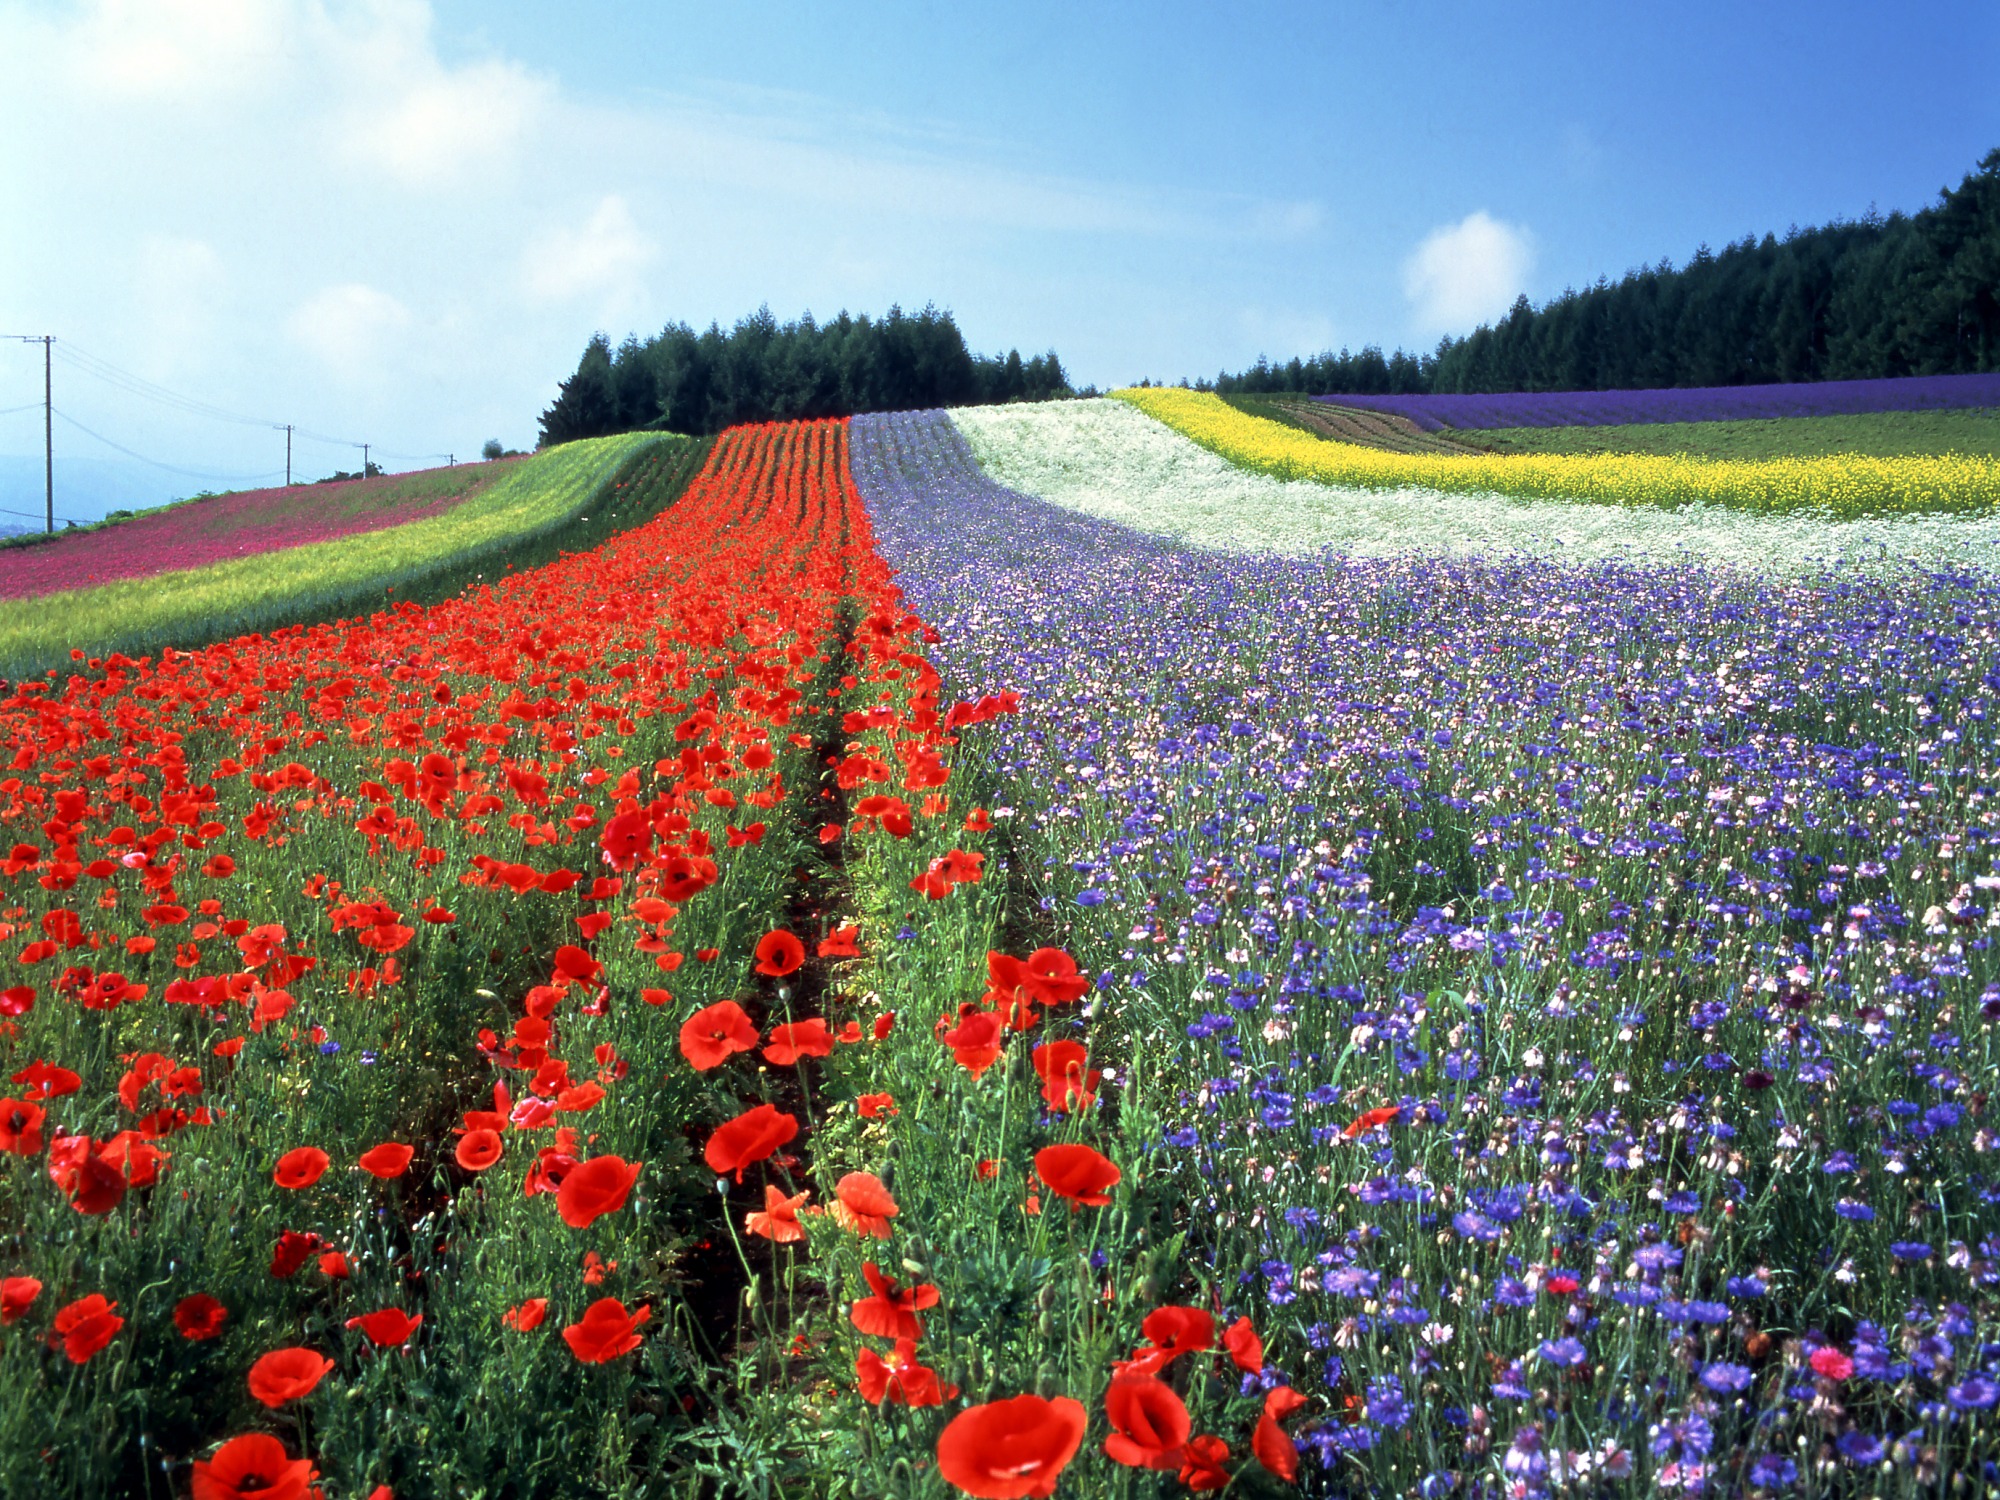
[1022,948,1090,1006]
[856,1337,953,1407]
[562,1296,650,1363]
[1341,1105,1401,1140]
[745,1184,811,1243]
[941,1007,1004,1078]
[191,1433,319,1500]
[51,1294,122,1363]
[247,1347,335,1407]
[0,1096,45,1155]
[849,1261,940,1340]
[174,1293,228,1341]
[346,1306,423,1348]
[1222,1315,1263,1374]
[678,1001,758,1071]
[817,923,860,957]
[454,1129,504,1173]
[502,1297,548,1332]
[752,929,805,977]
[272,1146,330,1190]
[832,1171,898,1238]
[763,1018,833,1066]
[556,1154,642,1229]
[936,1393,1088,1499]
[1,1275,42,1325]
[1034,1144,1121,1207]
[1179,1435,1231,1492]
[1103,1373,1191,1470]
[269,1230,323,1279]
[703,1103,798,1182]
[1252,1386,1308,1481]
[1811,1345,1854,1381]
[1030,1041,1100,1114]
[358,1141,414,1179]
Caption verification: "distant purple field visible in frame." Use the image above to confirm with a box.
[1315,373,2000,431]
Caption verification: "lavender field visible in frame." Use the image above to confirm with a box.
[852,408,2000,1496]
[1321,374,2000,432]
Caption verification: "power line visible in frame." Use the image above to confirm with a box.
[52,409,287,484]
[0,402,43,418]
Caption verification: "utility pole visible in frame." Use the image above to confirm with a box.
[285,424,293,487]
[362,442,369,478]
[41,336,51,533]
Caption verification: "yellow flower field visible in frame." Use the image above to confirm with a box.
[1116,386,2000,518]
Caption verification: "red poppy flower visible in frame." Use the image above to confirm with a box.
[1,1275,42,1325]
[47,1135,126,1215]
[833,1171,898,1238]
[935,1392,1088,1499]
[556,1154,642,1228]
[1030,1041,1101,1113]
[562,1296,650,1363]
[678,1001,759,1070]
[598,811,653,870]
[1034,1144,1120,1207]
[346,1307,423,1348]
[942,1008,1004,1078]
[856,1337,952,1407]
[247,1347,335,1407]
[856,1092,896,1118]
[269,1230,323,1278]
[0,1097,44,1156]
[1545,1272,1580,1297]
[1222,1315,1263,1374]
[272,1146,330,1190]
[1178,1434,1231,1492]
[50,1293,122,1363]
[1252,1386,1307,1481]
[763,1018,833,1066]
[174,1293,228,1340]
[1340,1105,1401,1140]
[745,1183,811,1243]
[1022,948,1089,1006]
[503,1297,548,1332]
[358,1142,414,1179]
[817,924,860,957]
[1103,1373,1190,1470]
[703,1103,798,1182]
[552,944,602,985]
[191,1433,319,1500]
[318,1250,351,1280]
[753,930,805,977]
[455,1129,504,1172]
[1810,1345,1854,1381]
[1134,1306,1214,1371]
[849,1260,940,1340]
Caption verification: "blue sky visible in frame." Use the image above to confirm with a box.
[1,0,1995,519]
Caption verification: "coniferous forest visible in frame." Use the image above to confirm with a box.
[539,304,1072,445]
[1215,147,2000,396]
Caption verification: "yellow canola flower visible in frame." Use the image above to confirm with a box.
[1114,387,2000,519]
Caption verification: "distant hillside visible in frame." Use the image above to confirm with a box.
[1212,147,2000,396]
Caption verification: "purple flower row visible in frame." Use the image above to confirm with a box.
[1314,372,2000,431]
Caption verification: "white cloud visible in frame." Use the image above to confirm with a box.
[331,56,548,187]
[522,196,654,304]
[285,284,411,381]
[63,0,287,102]
[1403,211,1536,335]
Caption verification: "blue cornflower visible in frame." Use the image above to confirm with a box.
[1835,1432,1886,1465]
[1538,1336,1587,1368]
[1699,1362,1754,1394]
[1747,1454,1797,1487]
[1833,1199,1876,1222]
[1726,1275,1768,1299]
[1949,1376,1998,1411]
[1889,1241,1932,1262]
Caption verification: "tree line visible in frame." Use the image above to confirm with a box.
[539,305,1073,445]
[1213,147,2000,396]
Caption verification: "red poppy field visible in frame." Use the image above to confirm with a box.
[0,415,1304,1500]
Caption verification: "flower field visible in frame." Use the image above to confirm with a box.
[0,465,514,602]
[1120,388,2000,520]
[954,397,2000,572]
[1320,374,2000,432]
[0,433,698,685]
[3,397,2000,1499]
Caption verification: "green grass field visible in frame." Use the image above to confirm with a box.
[1456,404,2000,459]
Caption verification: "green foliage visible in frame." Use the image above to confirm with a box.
[540,307,1073,445]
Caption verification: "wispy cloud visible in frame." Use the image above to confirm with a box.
[1403,211,1536,336]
